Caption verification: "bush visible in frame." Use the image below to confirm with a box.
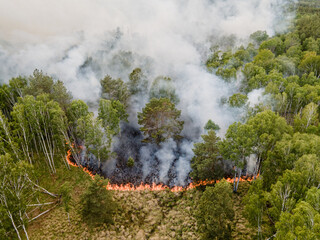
[80,175,118,225]
[196,180,234,240]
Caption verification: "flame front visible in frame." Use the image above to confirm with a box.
[66,144,257,192]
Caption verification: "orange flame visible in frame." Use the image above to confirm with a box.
[65,143,258,192]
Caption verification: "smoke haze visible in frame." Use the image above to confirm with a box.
[0,0,295,185]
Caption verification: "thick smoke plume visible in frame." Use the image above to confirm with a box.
[0,0,295,185]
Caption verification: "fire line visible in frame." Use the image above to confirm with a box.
[66,146,257,192]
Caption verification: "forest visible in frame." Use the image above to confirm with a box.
[1,0,320,239]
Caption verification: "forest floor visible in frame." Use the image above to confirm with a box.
[27,166,255,240]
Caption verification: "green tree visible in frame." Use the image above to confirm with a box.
[196,180,235,240]
[77,113,113,165]
[128,68,148,95]
[80,175,117,226]
[204,119,220,132]
[138,98,184,144]
[127,157,135,168]
[98,99,128,136]
[299,51,320,78]
[260,37,285,56]
[24,70,72,110]
[60,182,72,221]
[228,93,248,108]
[100,75,130,107]
[246,110,292,177]
[0,154,35,240]
[294,102,319,133]
[190,130,223,181]
[66,100,90,164]
[250,30,269,45]
[253,49,276,73]
[219,122,254,192]
[275,201,320,240]
[263,133,320,189]
[244,179,267,239]
[149,76,179,104]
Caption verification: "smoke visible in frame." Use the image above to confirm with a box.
[0,0,296,185]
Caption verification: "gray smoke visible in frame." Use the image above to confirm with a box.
[0,0,296,185]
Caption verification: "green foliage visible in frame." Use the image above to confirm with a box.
[296,14,320,41]
[98,99,128,135]
[0,154,36,239]
[260,37,285,56]
[293,102,319,133]
[24,69,72,110]
[299,51,320,77]
[247,110,292,176]
[275,201,320,240]
[0,76,27,118]
[216,67,237,81]
[244,179,267,239]
[228,93,248,108]
[250,30,269,45]
[128,68,148,95]
[219,122,254,192]
[204,119,220,132]
[80,175,117,226]
[138,98,184,144]
[263,133,320,189]
[253,49,276,73]
[60,182,72,214]
[100,75,130,107]
[196,181,234,240]
[77,113,113,163]
[190,130,223,181]
[127,157,135,168]
[149,76,179,104]
[219,122,254,168]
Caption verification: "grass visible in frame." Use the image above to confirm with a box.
[27,165,255,239]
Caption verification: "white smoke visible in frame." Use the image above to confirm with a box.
[155,139,177,183]
[176,140,194,185]
[0,0,296,184]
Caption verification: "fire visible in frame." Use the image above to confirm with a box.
[65,143,258,192]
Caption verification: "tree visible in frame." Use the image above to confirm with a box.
[275,201,320,240]
[80,175,117,226]
[253,49,276,73]
[219,122,254,192]
[66,100,90,165]
[138,98,184,144]
[228,93,248,108]
[296,14,320,41]
[191,130,223,181]
[259,37,285,56]
[127,157,135,168]
[0,154,35,240]
[77,113,113,166]
[0,76,27,118]
[98,99,128,136]
[246,110,292,177]
[299,52,320,78]
[294,102,319,133]
[149,76,179,104]
[100,75,130,107]
[10,95,68,173]
[128,68,148,95]
[250,30,269,45]
[60,182,72,221]
[263,133,320,189]
[244,179,267,239]
[24,70,72,110]
[204,119,220,132]
[196,180,234,240]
